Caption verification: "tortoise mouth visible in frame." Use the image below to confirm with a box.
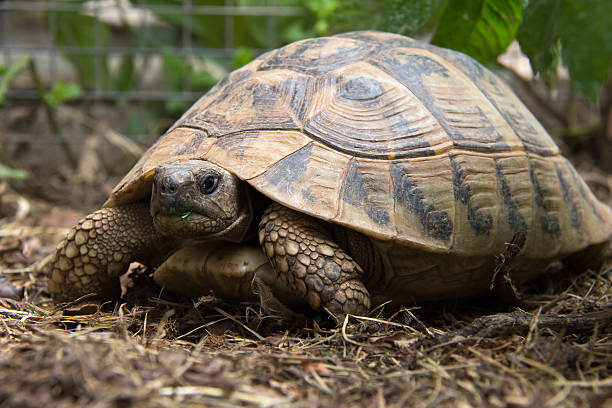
[152,212,228,237]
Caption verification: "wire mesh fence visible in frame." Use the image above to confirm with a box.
[0,0,307,144]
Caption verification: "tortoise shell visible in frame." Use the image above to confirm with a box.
[107,31,612,260]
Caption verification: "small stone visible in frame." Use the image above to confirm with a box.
[65,242,79,258]
[285,240,299,256]
[81,220,94,230]
[318,244,334,257]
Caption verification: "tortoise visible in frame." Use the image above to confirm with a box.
[48,31,612,316]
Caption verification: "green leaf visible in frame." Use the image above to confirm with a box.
[517,0,562,84]
[432,0,524,62]
[232,47,255,70]
[0,164,28,180]
[114,56,136,92]
[162,48,189,92]
[559,0,612,101]
[0,56,31,105]
[43,82,82,108]
[382,0,449,35]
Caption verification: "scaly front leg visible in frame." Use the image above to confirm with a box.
[48,203,168,301]
[259,203,371,316]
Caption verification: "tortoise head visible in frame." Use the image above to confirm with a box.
[150,160,253,243]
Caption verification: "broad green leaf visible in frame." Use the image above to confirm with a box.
[114,56,136,92]
[432,0,524,62]
[232,46,255,70]
[383,0,449,35]
[162,48,189,92]
[517,0,562,82]
[0,164,28,180]
[559,0,612,101]
[43,82,83,108]
[0,56,30,105]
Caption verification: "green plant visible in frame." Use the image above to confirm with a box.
[0,56,31,105]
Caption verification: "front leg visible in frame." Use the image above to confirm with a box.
[259,203,371,316]
[48,203,168,301]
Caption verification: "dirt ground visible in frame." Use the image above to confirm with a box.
[1,96,612,407]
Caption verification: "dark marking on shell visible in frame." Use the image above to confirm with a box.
[301,188,316,203]
[494,162,527,233]
[450,157,492,235]
[555,163,582,230]
[338,76,386,100]
[573,170,603,221]
[340,160,390,226]
[391,163,453,240]
[257,37,375,75]
[529,162,561,239]
[175,132,208,155]
[263,144,313,194]
[540,215,561,239]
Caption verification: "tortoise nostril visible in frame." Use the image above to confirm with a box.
[161,176,179,195]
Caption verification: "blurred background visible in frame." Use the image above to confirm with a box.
[0,0,610,214]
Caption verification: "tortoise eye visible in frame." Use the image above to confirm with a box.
[198,173,219,195]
